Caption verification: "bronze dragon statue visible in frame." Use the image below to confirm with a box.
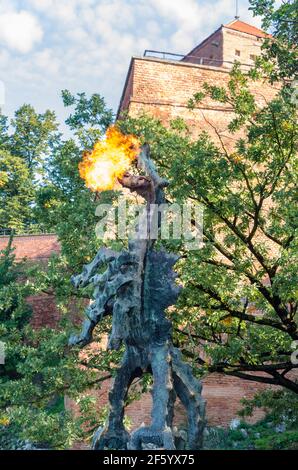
[69,145,206,450]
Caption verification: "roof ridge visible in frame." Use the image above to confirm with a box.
[225,18,238,26]
[224,19,270,38]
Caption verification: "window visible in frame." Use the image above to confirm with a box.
[235,49,241,56]
[250,54,257,61]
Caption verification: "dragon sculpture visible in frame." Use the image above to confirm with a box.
[70,144,206,450]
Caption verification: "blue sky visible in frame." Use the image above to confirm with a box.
[0,0,263,132]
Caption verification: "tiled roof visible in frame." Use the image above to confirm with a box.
[225,19,271,38]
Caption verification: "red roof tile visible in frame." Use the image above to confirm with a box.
[225,19,271,38]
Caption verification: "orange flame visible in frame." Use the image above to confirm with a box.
[79,126,140,191]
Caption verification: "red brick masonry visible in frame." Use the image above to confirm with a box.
[0,233,60,261]
[0,234,269,427]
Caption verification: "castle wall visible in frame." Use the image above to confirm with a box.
[183,29,224,67]
[222,27,262,66]
[119,57,279,149]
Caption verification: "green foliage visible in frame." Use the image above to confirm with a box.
[9,104,60,172]
[254,430,298,450]
[0,113,9,148]
[0,237,32,332]
[0,150,35,232]
[204,417,298,450]
[240,388,298,426]
[205,387,298,450]
[34,90,115,267]
[0,240,102,448]
[61,90,113,148]
[249,0,298,81]
[118,57,298,394]
[0,1,297,448]
[0,91,124,448]
[0,104,59,233]
[5,407,79,450]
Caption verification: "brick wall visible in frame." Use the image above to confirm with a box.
[115,51,283,429]
[66,371,267,433]
[182,20,268,68]
[0,234,61,327]
[0,234,60,261]
[0,229,275,429]
[119,57,279,149]
[222,28,262,66]
[183,29,224,67]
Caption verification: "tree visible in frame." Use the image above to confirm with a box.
[0,150,34,233]
[119,60,297,393]
[0,113,9,148]
[250,0,298,81]
[114,0,298,397]
[0,104,60,234]
[1,0,295,446]
[0,237,117,448]
[0,95,116,448]
[9,104,59,173]
[35,91,114,266]
[61,90,113,148]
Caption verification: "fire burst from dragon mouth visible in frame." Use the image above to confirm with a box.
[78,126,140,192]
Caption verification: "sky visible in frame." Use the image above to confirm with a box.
[0,0,263,133]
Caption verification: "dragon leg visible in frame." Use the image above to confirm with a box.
[92,351,139,450]
[166,387,176,428]
[171,347,206,450]
[128,342,175,450]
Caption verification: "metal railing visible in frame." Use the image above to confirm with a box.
[144,50,187,61]
[143,50,253,69]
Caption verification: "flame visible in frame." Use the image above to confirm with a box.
[79,126,140,191]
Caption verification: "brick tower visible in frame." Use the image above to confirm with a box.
[114,19,279,428]
[118,19,277,149]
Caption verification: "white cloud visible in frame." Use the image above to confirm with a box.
[0,0,265,134]
[148,0,263,52]
[28,0,97,25]
[149,0,201,29]
[0,10,43,53]
[34,48,61,75]
[94,0,136,30]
